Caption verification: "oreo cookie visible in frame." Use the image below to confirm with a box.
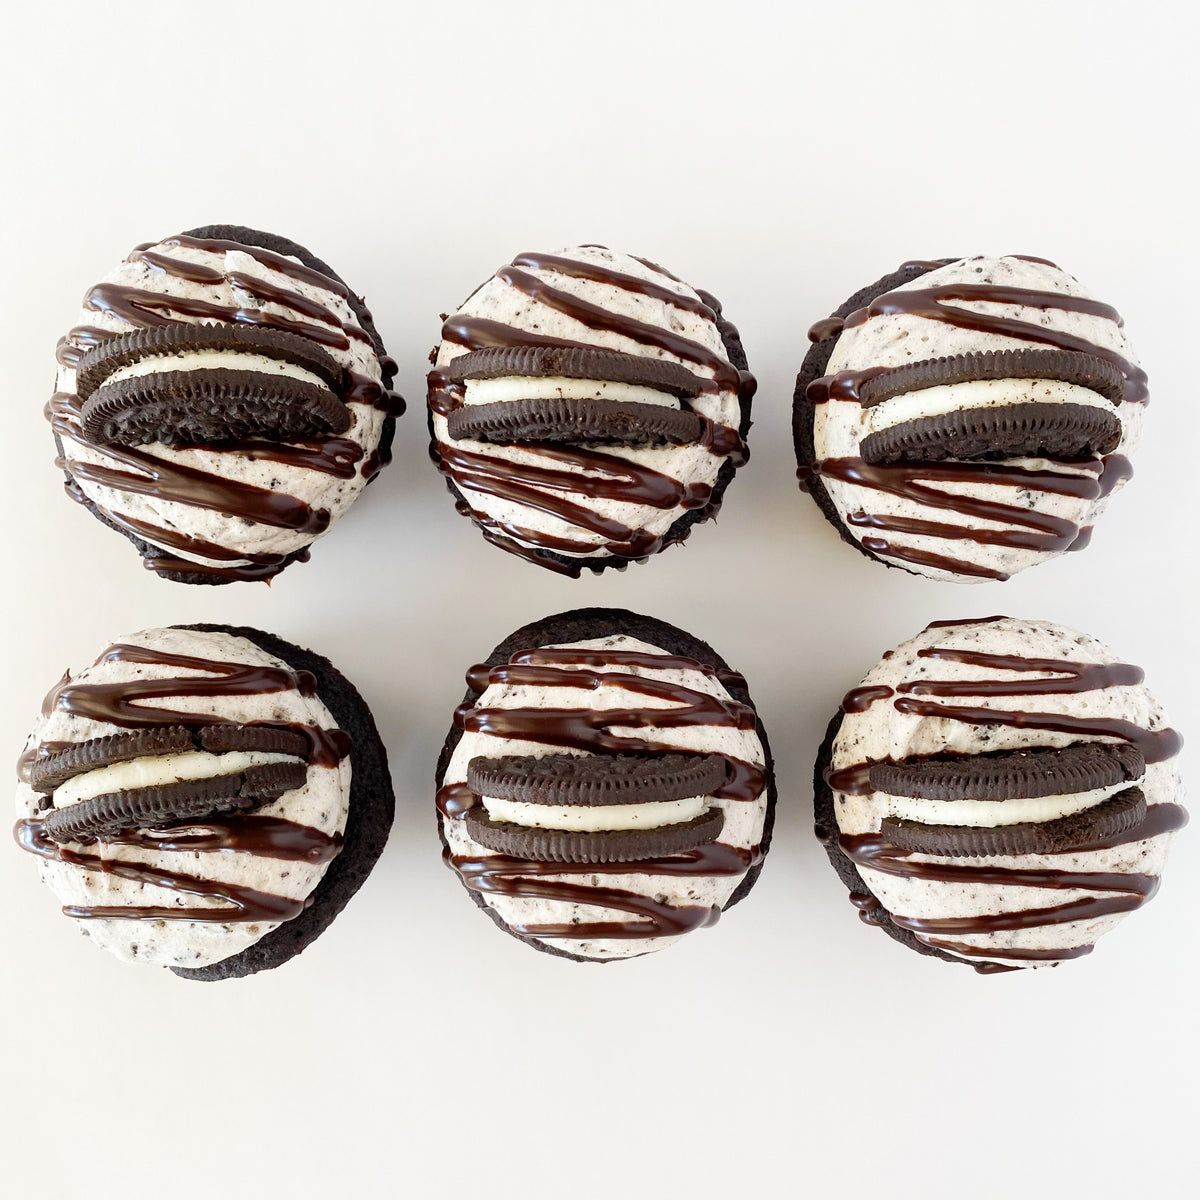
[860,401,1122,464]
[29,723,312,794]
[467,752,727,805]
[879,788,1147,857]
[447,396,703,446]
[169,624,394,982]
[463,806,725,863]
[436,608,777,963]
[76,323,351,448]
[443,345,703,396]
[856,349,1126,409]
[869,743,1145,801]
[42,760,309,844]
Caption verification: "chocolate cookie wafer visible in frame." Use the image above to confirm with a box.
[436,608,775,963]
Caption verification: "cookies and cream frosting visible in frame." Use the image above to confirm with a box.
[50,231,401,582]
[428,246,754,575]
[826,617,1185,969]
[805,256,1143,582]
[14,627,351,969]
[438,633,770,960]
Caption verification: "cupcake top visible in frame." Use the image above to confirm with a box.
[15,627,352,969]
[826,617,1185,969]
[428,246,754,575]
[437,629,770,959]
[803,256,1143,582]
[51,226,403,583]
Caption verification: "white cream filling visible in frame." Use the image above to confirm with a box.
[51,750,304,811]
[462,376,678,408]
[102,351,329,390]
[880,780,1136,828]
[482,794,708,832]
[866,378,1115,435]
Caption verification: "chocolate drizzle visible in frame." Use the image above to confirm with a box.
[441,644,767,945]
[449,843,759,940]
[15,638,350,925]
[52,233,393,581]
[806,453,1130,580]
[829,633,1186,967]
[429,250,751,573]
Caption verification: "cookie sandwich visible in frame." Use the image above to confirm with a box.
[795,256,1143,582]
[50,225,404,583]
[436,608,775,960]
[428,246,755,575]
[15,625,393,979]
[815,617,1185,971]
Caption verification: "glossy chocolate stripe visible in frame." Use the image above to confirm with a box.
[107,815,342,863]
[51,394,327,535]
[842,281,1146,403]
[889,892,1145,934]
[15,818,307,924]
[903,650,1145,696]
[510,251,717,318]
[79,283,352,352]
[157,234,350,297]
[924,939,1094,963]
[497,266,744,393]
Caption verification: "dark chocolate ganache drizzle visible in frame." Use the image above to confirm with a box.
[828,633,1185,969]
[802,259,1142,577]
[51,234,397,582]
[428,249,752,575]
[15,639,350,926]
[439,644,767,944]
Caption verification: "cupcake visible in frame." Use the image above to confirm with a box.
[50,225,404,584]
[436,608,775,959]
[427,247,755,575]
[814,616,1185,971]
[14,625,393,979]
[794,256,1143,582]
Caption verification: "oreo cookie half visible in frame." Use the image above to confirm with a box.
[869,743,1145,802]
[880,787,1147,857]
[42,760,309,844]
[444,345,704,396]
[29,724,312,794]
[464,805,725,863]
[77,323,352,447]
[856,349,1126,409]
[860,401,1122,464]
[447,396,703,446]
[467,752,728,805]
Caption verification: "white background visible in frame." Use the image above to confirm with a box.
[1,2,1196,1197]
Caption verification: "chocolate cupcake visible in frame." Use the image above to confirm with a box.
[795,256,1143,582]
[50,226,404,584]
[14,625,394,979]
[428,247,755,575]
[436,608,775,960]
[815,617,1186,971]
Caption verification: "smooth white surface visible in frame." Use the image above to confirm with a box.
[0,1,1195,1198]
